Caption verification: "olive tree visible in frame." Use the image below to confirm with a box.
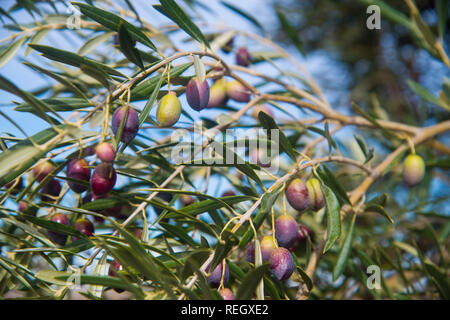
[0,0,448,300]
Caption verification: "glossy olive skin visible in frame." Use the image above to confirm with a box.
[207,262,229,288]
[226,81,250,102]
[246,235,277,263]
[33,161,54,182]
[90,163,117,196]
[306,178,325,211]
[275,215,299,248]
[186,78,210,111]
[111,106,139,144]
[72,218,94,241]
[40,179,62,202]
[156,92,182,127]
[402,154,425,187]
[207,78,228,108]
[96,142,116,162]
[48,213,70,245]
[269,247,294,281]
[285,178,309,212]
[67,159,91,193]
[236,47,251,67]
[219,288,235,300]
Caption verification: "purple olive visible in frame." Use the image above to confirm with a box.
[306,178,325,211]
[270,247,294,281]
[219,288,235,300]
[186,77,210,111]
[18,201,37,216]
[207,78,228,108]
[285,178,309,212]
[235,47,251,67]
[403,154,425,187]
[207,261,229,288]
[5,176,23,195]
[111,106,139,144]
[221,190,235,197]
[48,213,70,246]
[33,161,54,182]
[275,215,299,248]
[67,159,91,193]
[156,92,181,127]
[90,163,117,196]
[226,81,250,102]
[73,218,94,241]
[40,179,62,202]
[96,142,116,163]
[221,37,234,54]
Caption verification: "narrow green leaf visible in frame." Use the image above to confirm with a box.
[220,1,264,32]
[154,0,210,48]
[317,178,341,253]
[333,213,356,280]
[0,37,26,69]
[72,2,157,51]
[139,71,164,127]
[235,264,270,300]
[118,21,144,69]
[408,79,448,110]
[275,9,305,56]
[365,204,394,224]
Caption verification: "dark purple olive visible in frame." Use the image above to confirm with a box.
[72,218,94,241]
[67,159,91,193]
[270,247,294,281]
[18,201,38,216]
[48,213,70,246]
[186,77,210,111]
[285,178,309,212]
[235,47,251,67]
[226,81,250,102]
[90,163,117,196]
[221,37,234,54]
[219,288,235,300]
[111,106,139,144]
[5,176,23,195]
[33,161,54,182]
[96,142,116,163]
[40,179,62,202]
[207,261,229,288]
[275,215,299,248]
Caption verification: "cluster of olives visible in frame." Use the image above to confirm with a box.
[48,213,94,245]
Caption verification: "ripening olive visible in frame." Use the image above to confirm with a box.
[90,163,117,196]
[207,261,229,288]
[96,142,116,163]
[156,92,182,127]
[186,77,210,111]
[67,159,91,193]
[48,213,70,246]
[111,106,139,144]
[306,178,325,211]
[402,154,425,187]
[226,81,250,102]
[285,178,309,212]
[269,247,294,281]
[207,78,228,108]
[275,215,299,248]
[235,47,251,67]
[219,288,235,300]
